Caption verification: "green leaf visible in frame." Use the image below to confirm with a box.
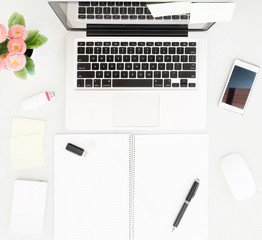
[14,68,27,80]
[8,12,26,28]
[26,33,48,49]
[25,56,35,75]
[25,30,39,46]
[0,39,8,55]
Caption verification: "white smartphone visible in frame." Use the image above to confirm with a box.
[219,59,260,114]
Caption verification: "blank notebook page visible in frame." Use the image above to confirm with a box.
[54,134,130,240]
[134,134,208,240]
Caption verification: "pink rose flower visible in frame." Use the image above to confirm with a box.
[0,24,7,43]
[8,24,27,41]
[7,39,27,54]
[5,52,26,71]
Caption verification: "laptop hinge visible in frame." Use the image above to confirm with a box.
[86,24,188,37]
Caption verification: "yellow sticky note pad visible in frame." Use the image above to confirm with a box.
[9,134,45,169]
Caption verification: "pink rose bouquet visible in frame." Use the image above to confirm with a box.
[0,12,48,80]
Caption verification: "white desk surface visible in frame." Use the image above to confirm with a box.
[0,0,262,239]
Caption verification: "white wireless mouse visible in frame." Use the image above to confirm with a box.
[221,153,256,200]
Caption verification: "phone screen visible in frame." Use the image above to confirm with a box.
[222,65,257,109]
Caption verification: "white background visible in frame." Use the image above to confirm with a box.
[0,0,262,240]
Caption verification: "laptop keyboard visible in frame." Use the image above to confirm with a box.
[76,41,197,89]
[78,2,189,21]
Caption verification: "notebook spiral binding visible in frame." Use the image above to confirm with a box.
[129,135,135,240]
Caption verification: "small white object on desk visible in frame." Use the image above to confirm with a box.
[21,91,55,110]
[190,3,236,24]
[146,2,191,18]
[10,180,48,234]
[221,153,256,200]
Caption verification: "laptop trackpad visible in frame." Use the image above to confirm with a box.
[114,94,159,127]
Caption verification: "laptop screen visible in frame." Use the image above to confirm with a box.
[49,1,214,32]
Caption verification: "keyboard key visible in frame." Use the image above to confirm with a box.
[162,71,169,78]
[112,42,120,46]
[86,42,94,46]
[189,42,197,46]
[136,8,143,14]
[121,15,129,19]
[172,42,179,46]
[77,63,90,70]
[95,7,102,14]
[112,7,119,14]
[140,55,147,62]
[154,79,163,87]
[169,47,176,54]
[78,42,85,46]
[160,47,167,54]
[138,42,145,46]
[103,47,110,54]
[128,47,135,54]
[98,55,105,62]
[183,63,196,70]
[189,55,196,62]
[103,7,110,14]
[111,47,118,54]
[85,79,92,87]
[79,2,90,6]
[147,15,154,19]
[94,79,101,87]
[164,42,171,46]
[77,79,84,87]
[179,71,196,78]
[116,2,123,6]
[150,63,157,70]
[146,71,153,78]
[180,83,187,87]
[78,15,86,19]
[113,15,120,19]
[99,2,106,6]
[181,15,188,19]
[108,2,115,6]
[77,71,94,78]
[181,55,188,62]
[113,71,120,78]
[104,15,111,19]
[90,55,97,62]
[130,15,137,19]
[87,15,95,19]
[119,47,126,54]
[144,47,151,54]
[87,7,94,14]
[102,79,111,87]
[175,63,182,70]
[104,71,111,78]
[109,63,115,70]
[117,63,124,70]
[164,55,171,62]
[142,63,149,70]
[172,15,179,19]
[125,63,132,70]
[138,71,145,78]
[128,7,135,14]
[172,83,179,87]
[78,47,85,54]
[148,55,155,62]
[123,55,130,62]
[136,47,143,54]
[177,47,184,54]
[132,2,139,6]
[132,55,139,62]
[86,47,93,54]
[166,63,173,70]
[158,63,165,70]
[154,71,161,78]
[100,63,107,70]
[78,7,86,14]
[107,55,114,62]
[156,55,163,62]
[164,79,171,87]
[95,42,102,46]
[180,79,188,84]
[170,71,177,78]
[78,55,89,62]
[91,2,98,6]
[129,71,136,78]
[94,47,101,54]
[95,15,103,19]
[113,79,152,87]
[121,71,128,78]
[164,16,171,19]
[185,47,196,54]
[120,8,127,14]
[180,42,188,46]
[189,83,196,87]
[152,47,159,54]
[115,55,122,62]
[96,71,103,78]
[173,55,180,62]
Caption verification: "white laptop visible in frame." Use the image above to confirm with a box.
[49,0,215,130]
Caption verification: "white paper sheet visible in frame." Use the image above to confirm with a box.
[190,3,236,24]
[54,134,130,240]
[10,180,48,234]
[147,2,191,18]
[134,134,209,240]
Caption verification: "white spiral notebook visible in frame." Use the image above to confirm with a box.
[54,134,208,240]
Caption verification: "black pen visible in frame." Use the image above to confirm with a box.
[172,179,200,231]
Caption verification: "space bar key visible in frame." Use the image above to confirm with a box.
[113,79,152,87]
